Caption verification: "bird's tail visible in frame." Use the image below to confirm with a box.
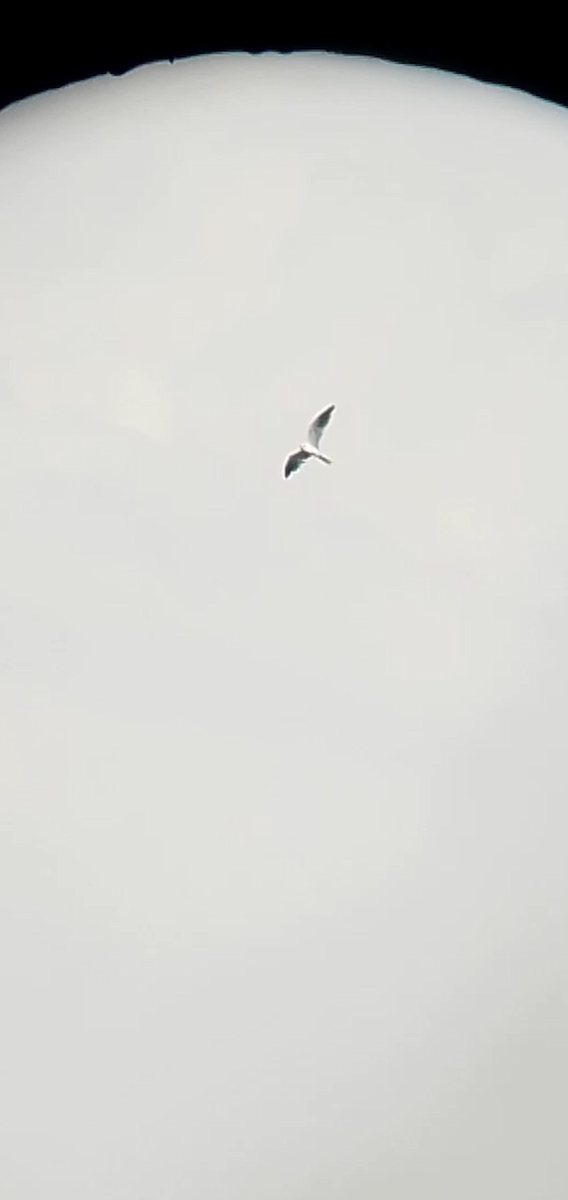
[316,453,332,464]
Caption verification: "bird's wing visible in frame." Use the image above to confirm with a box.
[307,404,335,448]
[284,448,310,478]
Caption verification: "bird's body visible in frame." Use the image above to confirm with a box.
[284,406,336,478]
[299,442,331,462]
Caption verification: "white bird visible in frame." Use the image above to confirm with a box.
[283,404,336,479]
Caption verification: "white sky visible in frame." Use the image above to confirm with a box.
[1,51,568,1199]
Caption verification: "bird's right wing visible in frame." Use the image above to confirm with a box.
[307,404,335,449]
[284,448,309,478]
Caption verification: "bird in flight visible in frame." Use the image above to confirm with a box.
[283,404,336,479]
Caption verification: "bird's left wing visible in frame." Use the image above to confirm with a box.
[308,404,335,448]
[284,448,309,478]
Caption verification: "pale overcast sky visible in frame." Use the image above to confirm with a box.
[1,52,568,1199]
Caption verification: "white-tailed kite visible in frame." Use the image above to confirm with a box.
[283,404,336,479]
